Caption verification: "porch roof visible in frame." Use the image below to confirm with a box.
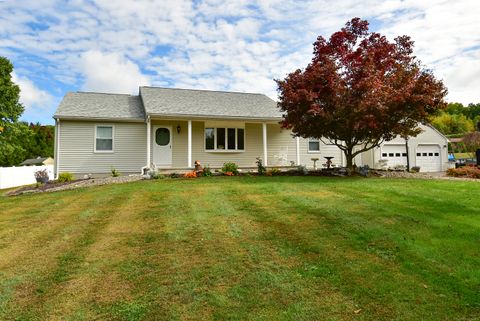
[140,87,282,120]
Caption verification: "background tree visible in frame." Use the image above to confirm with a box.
[430,112,474,135]
[462,132,480,152]
[0,57,32,166]
[276,18,447,169]
[23,123,55,159]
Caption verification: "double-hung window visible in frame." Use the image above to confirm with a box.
[95,125,114,152]
[308,138,320,152]
[205,127,245,151]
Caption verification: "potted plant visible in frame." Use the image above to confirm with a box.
[34,169,49,184]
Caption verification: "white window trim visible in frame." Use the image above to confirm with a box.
[307,138,321,153]
[94,124,115,153]
[204,127,245,153]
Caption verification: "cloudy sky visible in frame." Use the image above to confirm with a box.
[1,0,479,125]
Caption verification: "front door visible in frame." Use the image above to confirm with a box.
[153,126,172,167]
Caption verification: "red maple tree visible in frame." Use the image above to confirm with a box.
[276,18,447,169]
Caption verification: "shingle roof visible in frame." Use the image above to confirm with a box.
[54,92,145,121]
[139,87,282,119]
[20,157,49,166]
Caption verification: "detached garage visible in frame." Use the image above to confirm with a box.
[363,123,450,172]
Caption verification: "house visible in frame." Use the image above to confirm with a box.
[19,156,54,166]
[53,86,448,177]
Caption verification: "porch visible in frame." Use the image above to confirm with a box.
[145,117,303,170]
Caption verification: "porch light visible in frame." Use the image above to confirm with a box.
[177,125,181,134]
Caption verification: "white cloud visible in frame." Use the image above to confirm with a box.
[11,72,54,111]
[79,50,150,94]
[1,0,480,120]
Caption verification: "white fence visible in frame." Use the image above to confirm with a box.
[0,165,54,189]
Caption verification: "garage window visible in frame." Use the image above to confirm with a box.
[434,152,439,156]
[416,153,421,156]
[382,153,387,157]
[389,153,394,157]
[422,153,427,156]
[428,152,433,156]
[402,153,407,157]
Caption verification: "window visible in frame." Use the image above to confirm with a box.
[205,127,245,151]
[428,152,433,156]
[205,128,215,150]
[382,153,387,157]
[402,153,407,157]
[395,153,401,157]
[434,152,439,156]
[95,125,113,152]
[422,152,427,156]
[389,153,394,157]
[308,138,320,152]
[417,153,421,156]
[217,128,226,149]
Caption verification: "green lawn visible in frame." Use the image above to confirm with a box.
[0,177,479,320]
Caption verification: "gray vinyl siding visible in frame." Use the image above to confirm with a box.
[58,120,147,175]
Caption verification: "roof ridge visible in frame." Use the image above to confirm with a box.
[74,91,137,97]
[139,86,266,96]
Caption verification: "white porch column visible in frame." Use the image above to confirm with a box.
[262,122,268,166]
[146,116,151,168]
[296,136,300,165]
[187,120,192,168]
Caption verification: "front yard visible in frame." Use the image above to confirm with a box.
[0,177,479,320]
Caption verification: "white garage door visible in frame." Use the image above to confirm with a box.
[380,145,408,168]
[415,145,441,172]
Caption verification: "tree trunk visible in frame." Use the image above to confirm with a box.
[344,147,354,171]
[405,138,410,171]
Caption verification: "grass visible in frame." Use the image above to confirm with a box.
[454,152,475,159]
[0,176,479,320]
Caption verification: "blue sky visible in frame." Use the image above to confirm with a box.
[1,0,479,125]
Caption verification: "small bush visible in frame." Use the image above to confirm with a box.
[447,166,480,179]
[184,171,197,178]
[410,166,421,173]
[111,168,120,177]
[222,162,239,175]
[58,172,73,183]
[267,168,282,176]
[297,165,308,175]
[256,157,266,175]
[150,171,164,179]
[202,165,213,177]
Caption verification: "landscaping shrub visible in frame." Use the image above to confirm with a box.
[446,166,480,178]
[202,165,213,177]
[410,166,421,173]
[297,165,308,175]
[150,171,165,179]
[222,162,239,175]
[111,168,120,177]
[256,157,266,175]
[267,168,281,176]
[184,171,197,178]
[58,172,73,183]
